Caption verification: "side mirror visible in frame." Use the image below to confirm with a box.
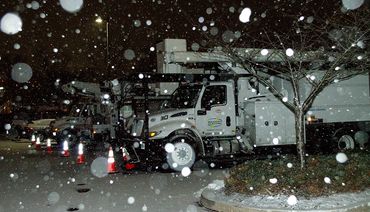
[160,100,170,109]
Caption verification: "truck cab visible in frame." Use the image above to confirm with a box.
[149,81,236,140]
[144,81,241,171]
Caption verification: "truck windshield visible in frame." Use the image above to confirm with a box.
[169,85,202,108]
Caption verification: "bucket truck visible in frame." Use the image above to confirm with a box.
[122,39,370,171]
[52,80,133,147]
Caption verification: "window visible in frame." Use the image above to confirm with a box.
[169,85,202,109]
[201,85,226,109]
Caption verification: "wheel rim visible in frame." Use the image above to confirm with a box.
[172,142,194,166]
[338,135,354,150]
[167,142,196,171]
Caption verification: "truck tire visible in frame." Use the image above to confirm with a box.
[338,134,355,150]
[331,127,356,151]
[166,137,196,172]
[60,129,78,147]
[7,127,19,141]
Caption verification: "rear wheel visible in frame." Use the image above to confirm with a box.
[337,134,355,150]
[331,127,356,151]
[7,128,20,140]
[60,129,78,148]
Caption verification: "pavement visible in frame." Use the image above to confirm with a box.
[3,133,369,212]
[200,188,370,212]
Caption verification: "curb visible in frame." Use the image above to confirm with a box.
[200,189,370,212]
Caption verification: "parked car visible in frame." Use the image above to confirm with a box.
[12,112,32,129]
[26,118,56,131]
[24,118,55,142]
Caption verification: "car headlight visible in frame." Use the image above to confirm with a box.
[149,131,161,138]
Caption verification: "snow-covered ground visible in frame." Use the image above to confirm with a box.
[200,179,370,211]
[2,137,369,212]
[0,138,228,212]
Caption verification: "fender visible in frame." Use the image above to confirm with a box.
[150,119,195,139]
[168,128,205,156]
[331,125,359,142]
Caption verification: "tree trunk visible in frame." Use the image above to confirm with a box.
[295,109,306,169]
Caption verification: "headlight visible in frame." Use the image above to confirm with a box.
[53,128,59,132]
[149,131,161,138]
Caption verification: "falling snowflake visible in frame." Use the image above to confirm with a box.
[11,63,33,83]
[272,138,279,145]
[181,167,191,177]
[127,196,135,204]
[165,143,175,153]
[0,13,23,35]
[239,8,252,23]
[260,49,269,56]
[287,195,298,205]
[324,177,331,184]
[14,43,20,49]
[59,0,84,13]
[336,153,348,163]
[124,49,135,60]
[47,192,60,205]
[269,178,278,184]
[285,48,294,57]
[342,0,364,10]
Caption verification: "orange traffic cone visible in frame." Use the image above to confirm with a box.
[107,146,118,173]
[35,136,41,151]
[122,147,131,161]
[31,134,36,145]
[46,138,53,154]
[76,142,85,164]
[61,140,70,157]
[122,147,136,170]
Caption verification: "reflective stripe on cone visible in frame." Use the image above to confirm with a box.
[107,146,118,174]
[76,142,85,164]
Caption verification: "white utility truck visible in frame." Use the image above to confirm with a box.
[127,39,370,171]
[52,80,133,146]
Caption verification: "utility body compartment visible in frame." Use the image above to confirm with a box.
[244,101,295,147]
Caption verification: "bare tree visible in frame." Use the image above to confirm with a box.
[217,8,370,168]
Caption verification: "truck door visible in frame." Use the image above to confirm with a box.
[195,83,236,137]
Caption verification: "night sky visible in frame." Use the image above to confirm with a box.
[0,0,366,106]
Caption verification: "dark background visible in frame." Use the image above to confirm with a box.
[0,0,366,106]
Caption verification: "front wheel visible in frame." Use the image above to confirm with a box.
[166,142,196,172]
[59,129,78,147]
